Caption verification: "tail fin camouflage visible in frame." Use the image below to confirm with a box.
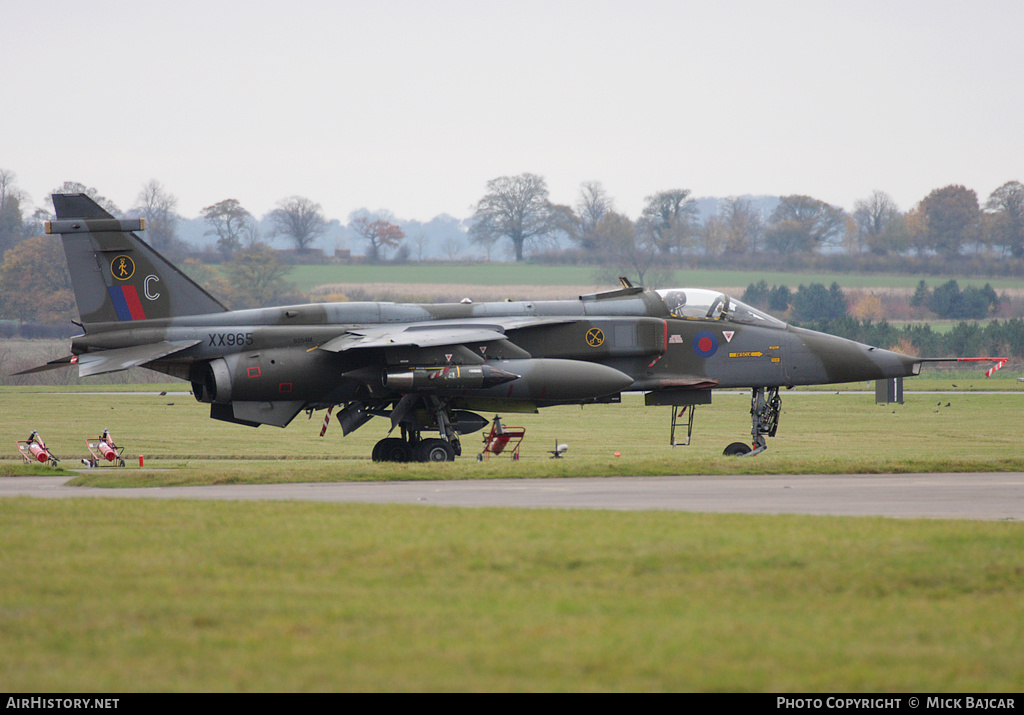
[48,193,226,326]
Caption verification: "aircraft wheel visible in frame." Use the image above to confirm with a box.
[373,438,411,462]
[415,439,456,463]
[723,442,753,456]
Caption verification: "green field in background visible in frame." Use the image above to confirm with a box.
[284,263,1024,294]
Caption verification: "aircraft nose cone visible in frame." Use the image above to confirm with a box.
[480,366,521,387]
[869,347,922,379]
[788,326,922,384]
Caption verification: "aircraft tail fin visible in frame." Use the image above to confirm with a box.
[48,193,226,326]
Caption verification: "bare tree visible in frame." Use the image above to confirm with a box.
[573,181,613,250]
[410,232,429,261]
[0,169,27,256]
[639,189,699,254]
[240,218,265,250]
[468,173,563,261]
[202,199,252,258]
[269,196,326,252]
[0,169,22,206]
[441,234,464,262]
[697,214,728,256]
[593,211,667,287]
[852,190,903,255]
[718,197,765,254]
[131,180,180,253]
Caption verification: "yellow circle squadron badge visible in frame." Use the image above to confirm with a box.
[586,328,605,347]
[111,255,135,281]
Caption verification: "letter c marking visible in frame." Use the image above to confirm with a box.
[144,274,160,301]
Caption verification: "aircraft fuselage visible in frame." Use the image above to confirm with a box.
[70,292,922,403]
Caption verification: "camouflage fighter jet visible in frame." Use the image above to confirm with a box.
[24,193,1003,461]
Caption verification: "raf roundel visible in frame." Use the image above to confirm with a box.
[693,330,718,358]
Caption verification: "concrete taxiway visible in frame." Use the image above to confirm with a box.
[2,473,1022,520]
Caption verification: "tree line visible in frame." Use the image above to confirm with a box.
[4,169,1023,268]
[744,279,1001,323]
[467,176,1024,280]
[2,169,1023,323]
[0,174,414,262]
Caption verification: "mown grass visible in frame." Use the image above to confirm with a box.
[3,386,1023,691]
[1,382,1022,486]
[1,498,1022,692]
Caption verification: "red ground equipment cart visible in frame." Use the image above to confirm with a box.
[478,415,525,461]
[16,431,60,467]
[84,429,126,467]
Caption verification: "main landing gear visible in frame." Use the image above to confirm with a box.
[372,433,461,463]
[723,386,781,457]
[371,394,464,463]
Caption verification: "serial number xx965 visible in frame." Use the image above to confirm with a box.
[208,332,254,347]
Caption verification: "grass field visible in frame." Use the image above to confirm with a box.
[2,379,1024,483]
[2,498,1022,692]
[3,386,1023,692]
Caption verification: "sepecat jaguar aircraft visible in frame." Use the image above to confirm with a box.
[23,193,1004,461]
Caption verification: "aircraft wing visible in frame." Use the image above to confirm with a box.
[320,324,509,352]
[75,340,202,377]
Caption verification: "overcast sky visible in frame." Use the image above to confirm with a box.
[4,0,1023,223]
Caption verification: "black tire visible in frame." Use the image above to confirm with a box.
[415,438,456,463]
[723,442,753,456]
[373,438,411,462]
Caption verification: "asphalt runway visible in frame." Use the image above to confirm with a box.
[3,473,1023,520]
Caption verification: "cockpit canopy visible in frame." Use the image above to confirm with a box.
[656,288,786,329]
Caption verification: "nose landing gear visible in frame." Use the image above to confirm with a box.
[723,386,780,457]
